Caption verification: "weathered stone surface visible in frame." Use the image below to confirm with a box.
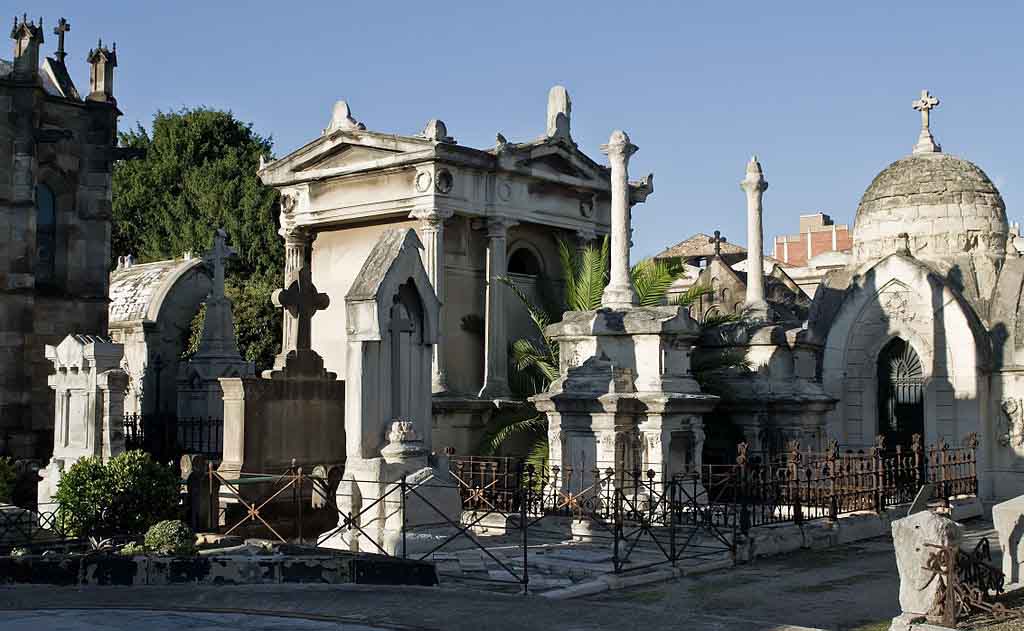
[891,510,962,616]
[992,494,1024,586]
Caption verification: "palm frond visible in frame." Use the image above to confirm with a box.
[573,236,608,311]
[700,311,742,329]
[510,338,559,383]
[557,239,580,313]
[630,258,679,307]
[478,413,547,456]
[499,276,550,338]
[671,282,714,308]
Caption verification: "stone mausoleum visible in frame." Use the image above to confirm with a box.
[0,16,124,458]
[810,91,1024,499]
[256,86,652,454]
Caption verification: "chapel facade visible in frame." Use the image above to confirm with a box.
[0,16,122,458]
[809,91,1024,499]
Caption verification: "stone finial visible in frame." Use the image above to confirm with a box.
[600,130,639,309]
[741,155,769,319]
[324,100,366,134]
[418,118,455,144]
[546,85,572,140]
[52,17,69,63]
[896,232,912,255]
[911,89,941,154]
[495,132,509,153]
[86,39,117,103]
[11,14,44,81]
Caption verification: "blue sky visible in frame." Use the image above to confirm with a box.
[18,1,1023,257]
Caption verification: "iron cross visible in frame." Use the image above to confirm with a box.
[204,228,236,300]
[273,276,330,351]
[53,17,70,63]
[708,230,727,257]
[912,90,939,131]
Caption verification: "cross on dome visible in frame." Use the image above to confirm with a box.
[911,89,941,154]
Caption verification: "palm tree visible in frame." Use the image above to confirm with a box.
[479,236,747,460]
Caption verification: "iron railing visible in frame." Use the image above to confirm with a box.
[122,413,223,463]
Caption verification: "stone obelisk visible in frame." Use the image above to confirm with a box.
[601,130,639,309]
[741,155,769,319]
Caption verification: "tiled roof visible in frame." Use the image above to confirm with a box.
[654,233,747,260]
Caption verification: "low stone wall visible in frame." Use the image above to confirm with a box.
[0,551,437,587]
[738,496,983,562]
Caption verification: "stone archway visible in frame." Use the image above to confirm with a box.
[876,337,924,448]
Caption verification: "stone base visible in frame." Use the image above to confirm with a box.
[889,613,953,631]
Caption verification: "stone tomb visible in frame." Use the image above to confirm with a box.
[325,228,460,555]
[37,335,128,507]
[992,494,1024,588]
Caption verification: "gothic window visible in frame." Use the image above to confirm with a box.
[876,338,924,448]
[508,247,542,276]
[35,184,57,285]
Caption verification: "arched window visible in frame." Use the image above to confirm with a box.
[36,184,56,285]
[508,247,542,276]
[876,337,924,448]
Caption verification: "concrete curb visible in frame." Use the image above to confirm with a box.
[539,567,681,600]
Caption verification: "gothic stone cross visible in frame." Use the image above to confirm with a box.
[205,228,236,300]
[273,276,329,351]
[912,90,939,131]
[53,17,70,63]
[709,230,727,257]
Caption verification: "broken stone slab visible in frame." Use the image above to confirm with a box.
[891,510,962,618]
[992,494,1024,588]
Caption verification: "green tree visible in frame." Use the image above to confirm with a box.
[481,236,746,461]
[112,108,283,370]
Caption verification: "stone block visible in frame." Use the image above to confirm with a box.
[891,510,962,616]
[992,494,1024,587]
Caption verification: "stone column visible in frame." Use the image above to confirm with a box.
[575,227,597,260]
[411,208,453,393]
[600,131,638,309]
[274,227,314,369]
[741,156,769,319]
[478,217,515,399]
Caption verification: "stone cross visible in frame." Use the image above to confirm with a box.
[53,17,69,63]
[912,89,939,131]
[708,230,727,258]
[911,90,941,154]
[204,228,235,300]
[273,276,329,351]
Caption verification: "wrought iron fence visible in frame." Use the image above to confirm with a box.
[122,413,223,463]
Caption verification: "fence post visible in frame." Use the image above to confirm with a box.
[520,465,529,595]
[871,435,884,513]
[669,478,677,568]
[940,443,951,510]
[400,474,408,559]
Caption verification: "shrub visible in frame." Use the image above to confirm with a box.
[10,547,29,557]
[53,450,180,537]
[119,541,146,557]
[143,520,196,556]
[0,457,15,503]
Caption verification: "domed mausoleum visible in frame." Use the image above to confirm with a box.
[810,91,1024,500]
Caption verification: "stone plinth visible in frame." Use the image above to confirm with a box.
[533,305,718,484]
[217,349,345,480]
[891,510,962,619]
[38,335,128,507]
[696,323,835,456]
[993,494,1024,588]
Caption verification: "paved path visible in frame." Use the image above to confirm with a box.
[1,608,385,630]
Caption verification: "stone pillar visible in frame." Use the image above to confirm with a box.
[274,227,315,369]
[575,227,597,260]
[741,156,769,319]
[411,208,453,393]
[478,217,515,399]
[600,131,638,309]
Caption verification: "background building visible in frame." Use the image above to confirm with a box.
[772,213,851,267]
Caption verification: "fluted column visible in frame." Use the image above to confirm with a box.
[479,217,516,399]
[274,226,314,369]
[600,131,638,309]
[411,208,453,393]
[741,156,769,319]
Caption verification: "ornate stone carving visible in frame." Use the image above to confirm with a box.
[880,291,917,323]
[414,171,432,193]
[999,399,1024,447]
[280,193,297,214]
[435,169,454,194]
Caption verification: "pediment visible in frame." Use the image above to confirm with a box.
[525,153,590,179]
[296,144,402,173]
[514,144,605,182]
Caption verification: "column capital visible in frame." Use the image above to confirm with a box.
[600,130,638,163]
[410,207,454,228]
[482,216,518,238]
[575,226,598,244]
[740,155,768,195]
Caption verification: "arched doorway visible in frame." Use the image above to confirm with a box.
[876,338,924,448]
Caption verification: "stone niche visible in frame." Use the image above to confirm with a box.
[533,305,719,489]
[324,228,460,555]
[37,335,128,507]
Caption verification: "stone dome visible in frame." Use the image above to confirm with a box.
[852,152,1007,262]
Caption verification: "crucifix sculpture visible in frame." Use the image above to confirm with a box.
[911,90,941,154]
[273,275,330,352]
[53,17,70,63]
[205,228,235,300]
[708,230,727,258]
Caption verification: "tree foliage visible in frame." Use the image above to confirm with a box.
[112,108,283,370]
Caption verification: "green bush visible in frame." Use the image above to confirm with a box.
[0,457,16,503]
[119,541,146,557]
[53,450,180,537]
[143,520,196,556]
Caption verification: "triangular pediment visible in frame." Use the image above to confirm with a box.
[296,144,403,173]
[513,143,606,182]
